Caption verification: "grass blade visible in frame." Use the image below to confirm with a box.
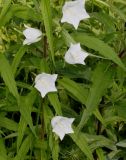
[19,89,37,136]
[73,33,126,70]
[0,0,12,28]
[12,46,26,76]
[14,134,33,160]
[78,62,112,131]
[48,93,62,115]
[17,116,27,151]
[0,54,19,100]
[40,0,54,64]
[70,130,93,160]
[0,139,7,160]
[58,77,88,105]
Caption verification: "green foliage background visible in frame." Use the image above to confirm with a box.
[0,0,126,159]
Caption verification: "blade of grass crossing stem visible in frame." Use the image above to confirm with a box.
[49,132,59,160]
[62,29,75,46]
[110,4,126,21]
[12,46,26,76]
[78,62,112,131]
[93,109,105,125]
[52,140,59,160]
[0,139,8,160]
[86,134,116,151]
[14,134,33,160]
[40,0,54,64]
[19,89,37,136]
[43,102,59,159]
[58,77,87,105]
[0,0,12,28]
[0,54,19,100]
[0,5,42,27]
[17,116,27,151]
[96,148,106,160]
[0,116,18,131]
[48,93,62,115]
[43,102,53,133]
[70,130,93,160]
[72,33,126,71]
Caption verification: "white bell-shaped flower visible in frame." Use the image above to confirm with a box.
[51,116,75,140]
[64,43,89,65]
[34,73,58,98]
[23,25,42,45]
[61,0,90,29]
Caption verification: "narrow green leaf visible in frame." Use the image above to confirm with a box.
[0,116,18,131]
[48,93,62,115]
[58,77,88,105]
[72,33,126,70]
[115,100,126,119]
[104,116,125,125]
[94,0,109,8]
[85,134,116,151]
[14,134,33,160]
[96,148,106,160]
[0,54,19,100]
[12,46,26,76]
[43,103,59,160]
[17,116,27,151]
[108,150,122,160]
[0,139,7,160]
[12,4,42,21]
[116,140,126,148]
[19,89,37,136]
[93,12,116,33]
[114,0,126,4]
[51,137,59,160]
[78,62,112,131]
[0,4,42,27]
[0,0,12,27]
[93,109,105,125]
[40,0,54,63]
[43,102,53,132]
[70,130,94,160]
[110,4,126,21]
[62,29,75,46]
[49,129,59,160]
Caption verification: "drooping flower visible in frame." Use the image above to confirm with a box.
[61,0,90,29]
[23,25,42,45]
[51,116,75,140]
[64,43,89,65]
[34,73,58,98]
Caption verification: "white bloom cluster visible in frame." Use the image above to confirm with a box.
[21,0,91,140]
[34,73,74,140]
[61,0,90,65]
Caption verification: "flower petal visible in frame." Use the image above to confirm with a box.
[23,28,42,39]
[52,126,65,140]
[64,43,89,65]
[34,73,58,98]
[61,0,90,29]
[51,116,74,140]
[23,27,42,45]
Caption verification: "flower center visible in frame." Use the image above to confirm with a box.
[40,79,49,88]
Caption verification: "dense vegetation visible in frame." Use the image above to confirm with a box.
[0,0,126,159]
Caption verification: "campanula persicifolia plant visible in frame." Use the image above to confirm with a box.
[0,0,126,159]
